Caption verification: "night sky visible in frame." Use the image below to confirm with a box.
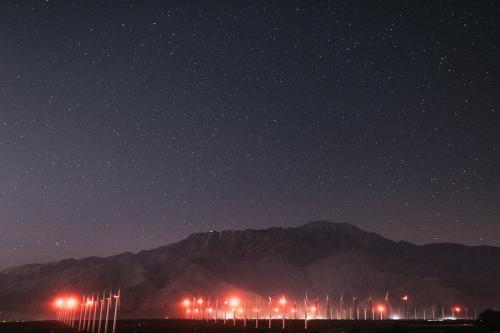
[1,1,499,268]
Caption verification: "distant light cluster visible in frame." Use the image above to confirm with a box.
[178,293,473,328]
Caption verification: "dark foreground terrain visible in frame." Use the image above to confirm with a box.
[0,319,475,333]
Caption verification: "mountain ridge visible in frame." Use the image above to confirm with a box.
[1,221,499,320]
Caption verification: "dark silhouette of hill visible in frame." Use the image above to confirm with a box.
[1,221,499,319]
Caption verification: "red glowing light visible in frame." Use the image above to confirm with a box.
[208,308,213,313]
[454,307,461,313]
[197,298,203,305]
[229,297,239,308]
[274,307,279,313]
[279,297,286,305]
[310,306,316,312]
[182,299,191,308]
[378,305,385,313]
[66,298,77,308]
[54,298,64,308]
[402,295,408,301]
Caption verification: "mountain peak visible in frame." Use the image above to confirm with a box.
[297,220,363,233]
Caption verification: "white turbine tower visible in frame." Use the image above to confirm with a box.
[112,289,120,333]
[326,294,330,320]
[353,296,358,320]
[86,294,93,332]
[339,293,344,320]
[97,292,105,333]
[384,292,390,318]
[104,290,112,333]
[214,298,218,324]
[92,292,99,333]
[304,291,308,330]
[369,294,374,320]
[82,295,89,332]
[268,297,272,329]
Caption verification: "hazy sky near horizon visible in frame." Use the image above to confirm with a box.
[0,0,499,268]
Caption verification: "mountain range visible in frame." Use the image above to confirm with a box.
[1,221,499,320]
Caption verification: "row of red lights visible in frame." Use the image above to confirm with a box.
[52,290,121,333]
[179,295,464,318]
[54,296,79,309]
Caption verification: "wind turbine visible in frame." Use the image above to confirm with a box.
[384,292,390,319]
[78,296,88,331]
[402,295,409,320]
[92,292,99,333]
[77,296,84,331]
[268,297,272,329]
[368,294,374,320]
[72,299,78,328]
[353,296,358,320]
[112,289,120,333]
[84,296,90,331]
[97,292,105,333]
[326,294,330,320]
[104,290,112,333]
[304,291,308,330]
[86,294,94,332]
[279,296,286,329]
[223,299,227,325]
[293,300,297,320]
[339,293,344,320]
[314,298,318,320]
[215,298,218,324]
[206,298,211,321]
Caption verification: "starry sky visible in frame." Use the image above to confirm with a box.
[0,0,499,268]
